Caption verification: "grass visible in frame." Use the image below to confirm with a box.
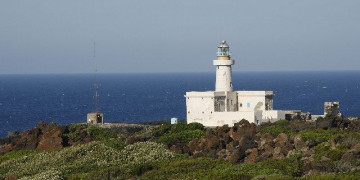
[0,150,39,164]
[140,154,302,180]
[258,120,291,136]
[152,122,205,146]
[313,142,347,161]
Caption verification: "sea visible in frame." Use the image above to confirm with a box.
[1,71,360,137]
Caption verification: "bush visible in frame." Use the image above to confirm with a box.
[18,169,64,180]
[155,129,205,146]
[151,122,205,146]
[102,138,125,150]
[131,163,153,176]
[152,122,204,137]
[295,129,342,143]
[0,141,173,179]
[0,150,39,164]
[258,120,291,136]
[313,142,347,161]
[141,155,302,179]
[88,125,117,140]
[302,171,360,180]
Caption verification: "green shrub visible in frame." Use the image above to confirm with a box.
[141,154,302,180]
[152,122,204,137]
[88,125,117,140]
[313,142,347,161]
[295,129,341,143]
[155,129,205,145]
[152,124,172,137]
[151,122,205,146]
[131,163,153,176]
[62,124,88,143]
[102,138,125,150]
[302,171,360,180]
[18,169,64,180]
[0,150,39,164]
[0,141,173,179]
[258,120,291,136]
[169,122,204,134]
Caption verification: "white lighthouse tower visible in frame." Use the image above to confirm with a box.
[213,40,235,92]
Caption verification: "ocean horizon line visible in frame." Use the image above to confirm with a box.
[1,70,360,76]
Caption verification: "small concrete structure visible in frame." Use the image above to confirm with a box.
[87,112,104,124]
[171,117,178,124]
[311,102,341,120]
[185,41,287,127]
[324,102,341,117]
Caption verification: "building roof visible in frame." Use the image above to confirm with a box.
[218,40,229,48]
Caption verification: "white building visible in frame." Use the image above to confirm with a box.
[185,40,286,126]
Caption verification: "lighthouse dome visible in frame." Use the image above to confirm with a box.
[218,40,229,48]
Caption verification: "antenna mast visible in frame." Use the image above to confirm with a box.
[93,41,99,112]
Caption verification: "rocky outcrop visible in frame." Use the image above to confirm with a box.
[341,143,360,163]
[37,122,66,151]
[188,119,257,163]
[1,121,68,154]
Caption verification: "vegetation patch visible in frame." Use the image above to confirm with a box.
[258,120,291,136]
[295,129,342,143]
[141,155,302,180]
[152,122,205,146]
[313,142,347,161]
[0,150,39,164]
[0,141,173,179]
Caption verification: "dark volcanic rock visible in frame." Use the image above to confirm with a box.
[188,119,257,163]
[37,125,66,151]
[294,135,306,150]
[341,143,360,163]
[244,148,258,163]
[0,121,71,154]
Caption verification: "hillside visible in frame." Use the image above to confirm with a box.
[1,116,360,180]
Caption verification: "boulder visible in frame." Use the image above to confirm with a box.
[294,136,306,150]
[341,143,360,163]
[169,145,183,154]
[37,126,66,151]
[272,147,285,159]
[274,133,294,155]
[0,144,13,155]
[258,134,274,150]
[301,147,315,157]
[306,140,318,149]
[274,133,289,147]
[244,148,258,163]
[230,120,257,141]
[227,148,242,163]
[13,128,41,150]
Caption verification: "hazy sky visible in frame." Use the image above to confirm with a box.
[1,0,360,74]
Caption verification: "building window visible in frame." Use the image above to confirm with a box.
[247,103,251,108]
[239,103,242,107]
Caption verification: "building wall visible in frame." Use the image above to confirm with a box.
[186,91,283,127]
[186,91,215,124]
[262,110,286,123]
[214,60,234,92]
[237,91,270,112]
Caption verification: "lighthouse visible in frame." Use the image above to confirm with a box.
[186,40,287,127]
[213,40,235,92]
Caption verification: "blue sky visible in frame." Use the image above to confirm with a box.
[1,0,360,74]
